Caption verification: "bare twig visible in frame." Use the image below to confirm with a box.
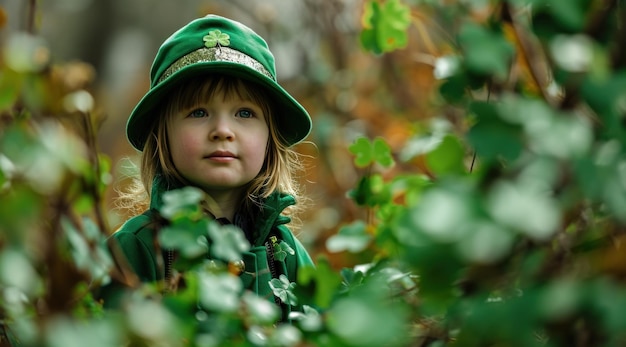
[81,111,109,235]
[501,3,553,105]
[26,0,36,33]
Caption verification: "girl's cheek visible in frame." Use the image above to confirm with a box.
[182,138,202,151]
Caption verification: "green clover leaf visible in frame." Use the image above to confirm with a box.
[159,219,210,260]
[297,257,342,309]
[360,0,411,54]
[242,291,281,325]
[207,222,250,262]
[159,186,204,221]
[198,272,242,312]
[349,137,394,168]
[288,305,322,331]
[458,23,514,80]
[269,274,298,306]
[273,240,295,262]
[349,137,372,167]
[203,30,230,48]
[326,220,372,253]
[348,174,392,207]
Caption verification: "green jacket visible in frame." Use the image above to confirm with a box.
[100,180,314,320]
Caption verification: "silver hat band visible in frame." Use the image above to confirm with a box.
[157,46,274,84]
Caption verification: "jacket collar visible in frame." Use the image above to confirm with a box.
[149,175,295,245]
[149,175,182,210]
[250,191,295,245]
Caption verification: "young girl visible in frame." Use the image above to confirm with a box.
[100,14,314,320]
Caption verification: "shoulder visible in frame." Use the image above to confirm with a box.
[114,210,157,237]
[111,210,160,254]
[116,210,155,233]
[108,209,162,281]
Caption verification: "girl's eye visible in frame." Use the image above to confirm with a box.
[188,109,208,118]
[236,109,254,119]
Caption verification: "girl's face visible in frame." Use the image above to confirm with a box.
[167,86,269,198]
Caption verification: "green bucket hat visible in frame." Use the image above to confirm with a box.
[126,14,312,151]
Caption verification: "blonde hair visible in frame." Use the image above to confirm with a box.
[116,74,305,226]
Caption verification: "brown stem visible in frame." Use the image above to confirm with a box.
[585,0,618,40]
[26,0,37,33]
[82,112,109,235]
[501,2,553,105]
[610,2,626,69]
[365,165,373,227]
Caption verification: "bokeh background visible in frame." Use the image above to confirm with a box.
[1,0,446,268]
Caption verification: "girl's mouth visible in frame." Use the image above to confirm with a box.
[206,150,237,161]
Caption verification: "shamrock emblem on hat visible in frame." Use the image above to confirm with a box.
[203,30,230,48]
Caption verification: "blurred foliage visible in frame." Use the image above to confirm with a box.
[1,0,626,346]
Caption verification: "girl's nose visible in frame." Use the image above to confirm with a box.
[209,115,235,141]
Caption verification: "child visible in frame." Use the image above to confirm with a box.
[101,14,314,320]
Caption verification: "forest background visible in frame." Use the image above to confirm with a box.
[1,0,626,346]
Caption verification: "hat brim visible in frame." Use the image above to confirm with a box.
[126,62,311,151]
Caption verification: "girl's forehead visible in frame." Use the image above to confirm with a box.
[165,75,270,117]
[170,76,251,103]
[200,76,260,99]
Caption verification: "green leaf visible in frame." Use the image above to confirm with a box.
[425,134,467,176]
[458,23,514,80]
[269,325,302,347]
[467,101,523,163]
[45,318,123,347]
[360,0,411,53]
[582,71,626,134]
[297,257,342,309]
[273,240,295,262]
[327,278,409,347]
[326,220,372,253]
[438,73,469,104]
[0,153,12,193]
[349,137,375,167]
[241,291,280,325]
[456,220,514,264]
[0,121,89,194]
[63,217,112,282]
[159,219,210,260]
[288,305,322,332]
[269,274,298,306]
[390,174,431,206]
[349,137,394,168]
[348,174,392,207]
[0,247,41,297]
[207,222,250,262]
[161,269,200,316]
[198,272,242,312]
[159,186,204,221]
[340,268,366,293]
[0,185,42,244]
[203,30,231,48]
[530,0,587,34]
[97,154,112,195]
[399,132,444,162]
[360,21,380,54]
[487,179,561,240]
[0,68,22,111]
[590,279,626,334]
[373,137,394,167]
[402,243,462,314]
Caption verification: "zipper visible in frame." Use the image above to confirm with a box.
[265,235,281,307]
